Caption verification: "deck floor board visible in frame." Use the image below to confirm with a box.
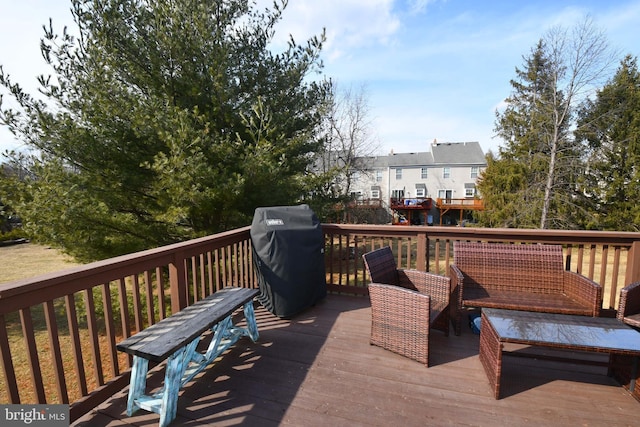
[73,294,639,427]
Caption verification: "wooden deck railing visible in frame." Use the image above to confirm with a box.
[0,227,255,420]
[0,224,639,422]
[435,197,485,209]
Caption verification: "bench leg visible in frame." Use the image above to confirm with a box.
[244,301,259,342]
[159,339,200,427]
[127,356,149,416]
[201,303,259,362]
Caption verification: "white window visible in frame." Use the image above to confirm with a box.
[392,189,405,199]
[371,189,380,199]
[465,187,475,197]
[376,171,382,182]
[438,189,453,200]
[421,167,428,179]
[416,187,426,197]
[395,168,402,179]
[470,166,479,178]
[443,167,451,179]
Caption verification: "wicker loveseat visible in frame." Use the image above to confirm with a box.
[449,242,602,336]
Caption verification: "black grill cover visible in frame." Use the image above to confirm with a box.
[250,205,326,318]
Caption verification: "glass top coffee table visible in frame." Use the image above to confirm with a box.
[479,308,640,399]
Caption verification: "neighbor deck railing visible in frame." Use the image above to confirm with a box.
[0,224,639,422]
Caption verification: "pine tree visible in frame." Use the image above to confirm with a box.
[0,0,330,260]
[576,55,640,231]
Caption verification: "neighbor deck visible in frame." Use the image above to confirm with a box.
[73,294,639,427]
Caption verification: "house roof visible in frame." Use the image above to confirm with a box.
[387,152,433,167]
[314,141,486,172]
[431,141,485,165]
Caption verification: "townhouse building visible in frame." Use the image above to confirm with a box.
[351,141,487,225]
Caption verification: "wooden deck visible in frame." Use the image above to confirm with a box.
[73,294,639,427]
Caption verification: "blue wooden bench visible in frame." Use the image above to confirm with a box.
[116,287,259,427]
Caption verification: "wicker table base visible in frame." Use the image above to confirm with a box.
[478,309,640,399]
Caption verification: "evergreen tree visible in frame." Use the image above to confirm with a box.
[0,0,330,260]
[478,18,613,229]
[576,55,640,231]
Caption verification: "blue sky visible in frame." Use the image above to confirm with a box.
[1,0,639,156]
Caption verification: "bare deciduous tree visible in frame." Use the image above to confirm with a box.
[324,81,380,199]
[538,16,617,228]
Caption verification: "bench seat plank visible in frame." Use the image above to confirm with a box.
[117,287,258,362]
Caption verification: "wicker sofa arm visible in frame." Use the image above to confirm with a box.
[448,264,465,336]
[618,281,640,322]
[398,269,450,301]
[562,271,602,316]
[449,265,464,298]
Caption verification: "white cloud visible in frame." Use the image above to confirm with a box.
[265,0,401,61]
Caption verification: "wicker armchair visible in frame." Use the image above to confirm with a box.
[617,281,640,329]
[362,246,451,366]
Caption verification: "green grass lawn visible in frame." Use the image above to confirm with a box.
[0,243,80,285]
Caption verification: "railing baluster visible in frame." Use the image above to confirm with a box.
[577,245,585,274]
[191,256,198,302]
[214,249,221,291]
[64,294,88,397]
[83,289,104,387]
[610,247,622,309]
[0,314,19,403]
[199,253,206,298]
[117,278,132,369]
[600,245,609,303]
[206,251,215,294]
[101,283,119,378]
[20,307,46,402]
[157,267,166,320]
[589,244,597,279]
[131,275,143,332]
[43,299,69,403]
[144,270,155,325]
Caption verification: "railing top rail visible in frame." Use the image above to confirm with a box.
[0,226,251,312]
[322,224,640,246]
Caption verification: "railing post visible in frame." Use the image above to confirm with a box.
[417,233,427,272]
[624,241,640,286]
[169,250,188,313]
